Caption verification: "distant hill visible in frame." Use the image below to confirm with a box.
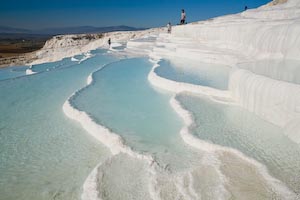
[37,25,144,35]
[0,25,145,36]
[0,26,31,34]
[0,33,51,40]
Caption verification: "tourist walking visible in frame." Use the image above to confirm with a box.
[167,22,172,33]
[180,9,186,24]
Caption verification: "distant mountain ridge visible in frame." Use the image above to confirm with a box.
[0,26,31,34]
[0,25,145,35]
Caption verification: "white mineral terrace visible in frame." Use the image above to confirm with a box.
[126,0,300,143]
[31,0,300,143]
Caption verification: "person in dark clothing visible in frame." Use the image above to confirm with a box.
[108,38,111,48]
[245,6,248,11]
[180,9,186,25]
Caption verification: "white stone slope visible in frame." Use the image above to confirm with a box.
[31,28,164,65]
[142,0,300,143]
[31,0,300,143]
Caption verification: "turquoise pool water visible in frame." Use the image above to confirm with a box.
[0,49,299,200]
[31,58,74,73]
[0,65,28,81]
[177,93,300,194]
[155,59,230,90]
[0,51,116,199]
[73,58,182,151]
[70,57,227,200]
[72,58,202,170]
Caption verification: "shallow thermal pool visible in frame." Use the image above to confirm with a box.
[0,50,116,199]
[0,65,28,81]
[177,93,300,195]
[0,49,299,200]
[73,58,184,152]
[155,59,230,90]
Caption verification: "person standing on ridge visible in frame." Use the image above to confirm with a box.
[167,22,172,33]
[180,9,186,25]
[108,38,111,48]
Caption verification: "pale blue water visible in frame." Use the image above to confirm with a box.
[71,57,213,200]
[72,58,198,168]
[73,58,181,147]
[0,53,198,200]
[155,59,230,90]
[73,54,86,60]
[31,57,76,73]
[177,94,300,193]
[1,49,299,200]
[0,53,86,82]
[111,42,127,50]
[0,65,27,81]
[0,51,116,199]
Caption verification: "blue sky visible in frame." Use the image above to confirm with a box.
[0,0,270,29]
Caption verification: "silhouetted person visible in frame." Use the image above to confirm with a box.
[180,9,186,25]
[108,38,111,48]
[167,22,172,33]
[245,6,248,11]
